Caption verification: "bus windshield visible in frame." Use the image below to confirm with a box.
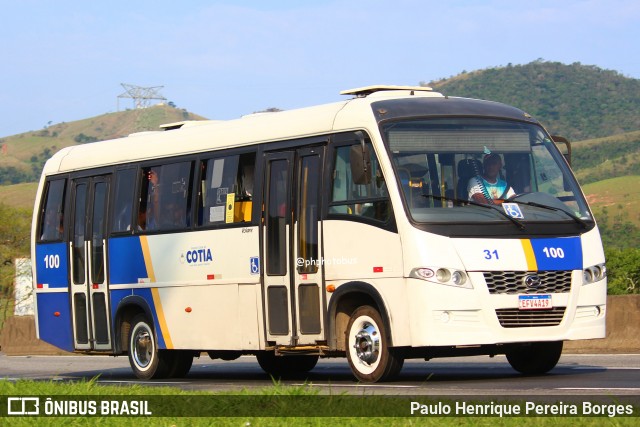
[381,118,592,227]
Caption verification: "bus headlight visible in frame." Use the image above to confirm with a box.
[451,270,467,286]
[410,267,472,289]
[583,263,606,285]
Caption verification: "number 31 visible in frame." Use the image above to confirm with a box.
[484,249,499,260]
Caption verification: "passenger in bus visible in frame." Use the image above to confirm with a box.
[467,153,515,203]
[145,169,160,230]
[41,209,63,240]
[163,202,187,228]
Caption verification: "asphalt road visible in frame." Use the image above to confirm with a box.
[1,353,639,396]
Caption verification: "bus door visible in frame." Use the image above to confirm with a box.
[263,147,325,346]
[69,175,112,351]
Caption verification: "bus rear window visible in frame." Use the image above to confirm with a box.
[39,179,66,241]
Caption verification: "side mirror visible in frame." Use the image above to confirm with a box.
[551,135,571,167]
[350,132,372,185]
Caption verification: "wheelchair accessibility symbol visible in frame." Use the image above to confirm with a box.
[250,256,260,275]
[502,203,524,219]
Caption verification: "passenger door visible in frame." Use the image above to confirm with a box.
[69,175,112,351]
[262,147,325,346]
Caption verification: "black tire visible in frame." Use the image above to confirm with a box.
[168,350,194,378]
[506,341,563,375]
[127,314,173,380]
[345,305,404,382]
[256,352,318,378]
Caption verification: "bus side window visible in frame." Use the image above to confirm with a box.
[111,169,136,233]
[39,179,66,241]
[198,152,255,226]
[138,162,193,232]
[329,142,390,222]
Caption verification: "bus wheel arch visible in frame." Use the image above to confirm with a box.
[114,296,154,355]
[328,281,393,352]
[327,282,403,382]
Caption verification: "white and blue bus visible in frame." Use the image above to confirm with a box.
[32,86,606,382]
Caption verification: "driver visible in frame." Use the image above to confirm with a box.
[468,153,515,203]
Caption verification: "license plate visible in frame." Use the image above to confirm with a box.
[518,294,552,310]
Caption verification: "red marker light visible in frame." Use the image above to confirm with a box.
[207,274,215,280]
[54,312,60,317]
[373,267,384,273]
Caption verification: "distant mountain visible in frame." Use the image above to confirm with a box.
[0,104,206,184]
[426,60,640,141]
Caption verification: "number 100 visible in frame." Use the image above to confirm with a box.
[542,247,565,258]
[44,254,60,269]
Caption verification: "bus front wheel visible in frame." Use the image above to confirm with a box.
[506,341,563,375]
[127,314,173,380]
[345,305,403,382]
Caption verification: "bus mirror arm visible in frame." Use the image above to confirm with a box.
[551,135,572,191]
[551,135,571,167]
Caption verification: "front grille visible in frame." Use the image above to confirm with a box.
[484,270,573,294]
[496,307,566,328]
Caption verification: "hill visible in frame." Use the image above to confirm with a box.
[0,104,206,184]
[583,176,640,250]
[427,60,640,141]
[571,130,640,185]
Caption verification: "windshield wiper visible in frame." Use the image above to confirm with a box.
[510,200,589,229]
[421,194,525,231]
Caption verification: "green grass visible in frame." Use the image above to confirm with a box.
[583,175,640,227]
[0,379,637,426]
[0,183,38,210]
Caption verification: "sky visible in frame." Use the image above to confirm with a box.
[1,0,639,137]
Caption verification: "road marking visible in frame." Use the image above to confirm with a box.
[293,383,419,388]
[98,380,190,385]
[569,366,640,370]
[557,388,640,391]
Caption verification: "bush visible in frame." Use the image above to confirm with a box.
[605,247,640,295]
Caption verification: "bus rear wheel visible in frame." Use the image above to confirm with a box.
[256,352,318,378]
[128,314,173,380]
[168,350,194,378]
[345,305,403,382]
[506,341,563,375]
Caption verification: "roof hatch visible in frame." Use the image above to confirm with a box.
[340,85,433,97]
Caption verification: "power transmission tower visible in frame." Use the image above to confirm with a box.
[117,83,167,110]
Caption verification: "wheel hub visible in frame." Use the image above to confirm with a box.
[133,329,152,368]
[353,322,379,364]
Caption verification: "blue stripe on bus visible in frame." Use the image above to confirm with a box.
[36,292,74,352]
[529,237,583,270]
[108,236,148,285]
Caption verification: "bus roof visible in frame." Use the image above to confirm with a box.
[41,87,533,176]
